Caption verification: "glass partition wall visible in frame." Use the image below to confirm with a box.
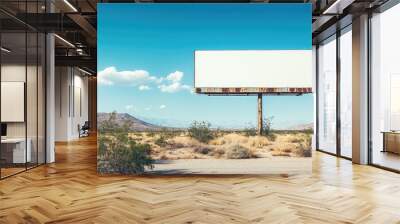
[0,2,46,179]
[370,3,400,171]
[317,35,337,155]
[316,27,353,159]
[339,27,352,159]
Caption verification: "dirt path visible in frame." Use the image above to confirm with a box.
[150,157,311,175]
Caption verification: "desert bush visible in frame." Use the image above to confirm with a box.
[262,117,273,136]
[131,137,142,142]
[193,146,212,155]
[244,127,257,137]
[160,128,182,138]
[302,128,314,134]
[97,111,154,174]
[290,137,303,143]
[226,145,252,159]
[302,149,312,157]
[210,148,225,158]
[155,136,168,147]
[249,137,270,148]
[283,148,292,153]
[98,135,109,157]
[146,132,156,137]
[271,152,290,157]
[266,133,276,142]
[98,135,154,174]
[188,121,214,143]
[295,142,312,157]
[169,141,185,149]
[210,138,226,146]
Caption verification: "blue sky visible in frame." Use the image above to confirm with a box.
[98,3,313,129]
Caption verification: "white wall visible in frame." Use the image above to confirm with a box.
[55,67,89,141]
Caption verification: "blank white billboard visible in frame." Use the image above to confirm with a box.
[194,50,312,89]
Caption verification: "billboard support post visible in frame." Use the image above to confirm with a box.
[257,93,263,135]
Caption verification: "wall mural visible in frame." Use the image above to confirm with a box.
[97,3,313,175]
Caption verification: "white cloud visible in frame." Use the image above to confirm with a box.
[138,85,150,91]
[166,71,183,83]
[159,82,191,93]
[99,67,193,93]
[145,106,151,111]
[98,66,159,86]
[159,105,166,109]
[158,71,192,93]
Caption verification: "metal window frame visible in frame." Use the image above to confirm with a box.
[316,0,400,172]
[315,23,353,162]
[0,0,47,180]
[367,0,400,173]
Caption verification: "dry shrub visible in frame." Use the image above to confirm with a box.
[168,142,185,149]
[289,136,303,143]
[248,136,270,148]
[155,136,168,147]
[172,136,201,148]
[209,138,226,146]
[226,144,253,159]
[220,133,249,145]
[266,133,277,142]
[283,148,292,153]
[193,146,213,155]
[294,142,312,157]
[210,148,225,158]
[146,132,156,137]
[271,152,291,157]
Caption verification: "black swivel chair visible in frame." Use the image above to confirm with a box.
[79,121,90,138]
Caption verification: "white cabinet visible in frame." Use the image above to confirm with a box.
[1,138,32,163]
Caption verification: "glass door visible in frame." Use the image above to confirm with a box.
[317,35,337,154]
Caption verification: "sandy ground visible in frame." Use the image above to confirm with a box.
[133,132,312,160]
[149,157,312,175]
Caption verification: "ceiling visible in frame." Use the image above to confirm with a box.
[0,0,391,74]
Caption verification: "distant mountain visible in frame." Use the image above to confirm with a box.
[135,115,191,129]
[97,112,167,131]
[287,123,314,131]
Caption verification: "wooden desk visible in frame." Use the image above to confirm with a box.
[382,131,400,154]
[1,138,31,163]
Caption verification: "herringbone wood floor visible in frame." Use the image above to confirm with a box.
[1,136,400,224]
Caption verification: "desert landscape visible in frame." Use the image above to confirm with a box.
[97,112,312,175]
[129,131,311,160]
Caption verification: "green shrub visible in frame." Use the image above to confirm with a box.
[108,141,154,174]
[243,127,257,137]
[188,121,214,143]
[155,136,168,147]
[97,110,154,174]
[226,145,252,159]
